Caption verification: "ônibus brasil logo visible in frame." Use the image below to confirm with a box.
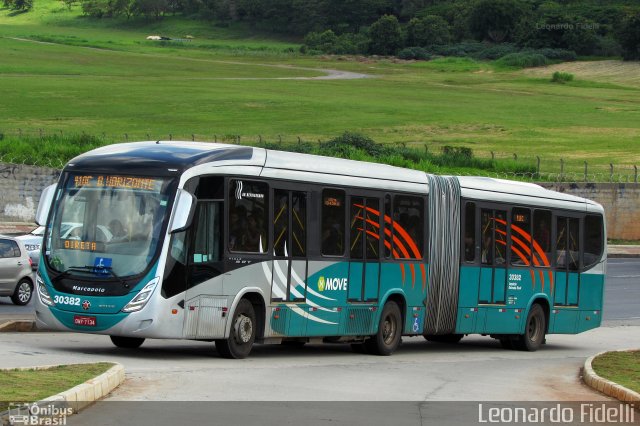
[317,276,348,292]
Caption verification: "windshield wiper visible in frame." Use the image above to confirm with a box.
[53,265,130,289]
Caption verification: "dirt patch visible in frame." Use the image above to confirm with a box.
[524,60,640,87]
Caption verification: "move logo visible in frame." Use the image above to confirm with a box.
[317,276,348,292]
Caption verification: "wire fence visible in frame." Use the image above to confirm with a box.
[0,129,638,183]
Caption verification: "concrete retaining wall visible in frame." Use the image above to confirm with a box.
[541,182,640,241]
[0,163,637,240]
[0,163,60,225]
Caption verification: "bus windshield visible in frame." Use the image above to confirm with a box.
[45,173,176,278]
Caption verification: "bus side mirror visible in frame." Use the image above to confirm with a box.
[169,189,195,233]
[35,184,57,226]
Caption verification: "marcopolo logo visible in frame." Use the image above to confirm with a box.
[317,276,348,292]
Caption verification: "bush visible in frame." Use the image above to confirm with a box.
[368,15,403,55]
[426,41,486,57]
[530,48,577,61]
[473,43,519,59]
[397,47,431,60]
[495,52,548,68]
[405,15,452,47]
[551,71,574,83]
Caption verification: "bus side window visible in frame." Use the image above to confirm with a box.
[584,215,603,269]
[321,189,345,256]
[393,195,423,259]
[463,202,476,262]
[533,210,552,263]
[384,195,392,258]
[228,180,268,253]
[291,192,306,257]
[510,207,531,266]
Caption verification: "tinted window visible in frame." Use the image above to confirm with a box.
[393,195,424,259]
[533,210,552,267]
[291,192,307,257]
[584,215,604,268]
[511,208,531,266]
[481,209,506,266]
[0,239,19,258]
[384,195,392,258]
[273,190,288,257]
[322,189,345,256]
[556,217,580,271]
[228,180,268,253]
[464,202,476,262]
[350,197,365,259]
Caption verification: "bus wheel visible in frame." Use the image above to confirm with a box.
[110,336,145,349]
[513,304,546,352]
[365,301,401,356]
[216,299,256,359]
[424,334,463,344]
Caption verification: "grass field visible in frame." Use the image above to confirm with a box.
[591,350,640,395]
[1,1,639,175]
[0,363,114,411]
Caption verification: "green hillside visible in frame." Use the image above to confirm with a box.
[1,0,639,178]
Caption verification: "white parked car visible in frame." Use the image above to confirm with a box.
[15,226,44,270]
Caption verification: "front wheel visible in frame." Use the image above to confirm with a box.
[11,279,33,306]
[110,336,145,349]
[513,304,546,352]
[216,299,256,359]
[365,301,402,356]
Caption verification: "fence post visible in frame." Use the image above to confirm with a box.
[635,165,638,184]
[146,133,150,140]
[18,128,22,138]
[513,153,517,161]
[169,134,172,141]
[297,136,301,145]
[491,151,495,161]
[536,156,540,176]
[258,135,262,145]
[192,134,195,142]
[560,158,564,182]
[584,161,588,182]
[424,144,428,154]
[214,135,217,142]
[609,163,614,182]
[237,135,241,144]
[125,133,128,142]
[39,129,43,138]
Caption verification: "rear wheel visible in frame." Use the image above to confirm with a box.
[110,336,145,349]
[216,299,256,359]
[365,301,402,356]
[424,334,464,344]
[513,304,546,352]
[11,279,33,306]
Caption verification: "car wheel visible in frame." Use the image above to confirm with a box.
[11,279,33,306]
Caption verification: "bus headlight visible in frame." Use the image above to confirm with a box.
[36,273,54,307]
[122,278,159,313]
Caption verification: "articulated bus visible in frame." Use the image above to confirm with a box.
[34,141,606,358]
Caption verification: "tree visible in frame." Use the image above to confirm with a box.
[9,0,33,11]
[618,12,640,60]
[368,14,403,55]
[405,15,451,47]
[469,0,524,42]
[132,0,168,18]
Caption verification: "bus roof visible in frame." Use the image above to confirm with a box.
[68,141,601,211]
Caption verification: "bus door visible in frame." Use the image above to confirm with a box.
[348,197,380,302]
[273,190,308,303]
[479,209,507,304]
[181,199,226,339]
[554,216,581,306]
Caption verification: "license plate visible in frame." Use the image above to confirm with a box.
[73,315,97,327]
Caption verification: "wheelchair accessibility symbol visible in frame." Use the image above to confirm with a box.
[412,317,420,333]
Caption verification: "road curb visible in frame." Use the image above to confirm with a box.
[0,363,125,425]
[583,350,640,403]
